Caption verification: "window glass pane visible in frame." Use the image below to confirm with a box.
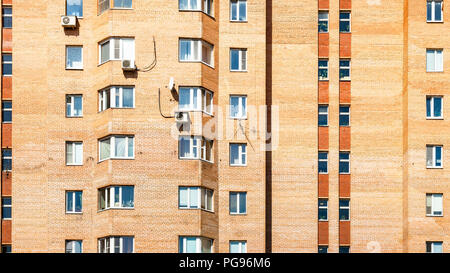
[239,1,246,21]
[230,96,240,117]
[74,241,82,253]
[230,242,239,253]
[180,40,191,61]
[66,192,73,212]
[66,143,73,164]
[435,146,442,166]
[114,187,120,207]
[179,88,191,110]
[241,144,247,165]
[427,50,436,71]
[339,246,350,253]
[230,193,237,213]
[75,143,83,164]
[230,144,239,165]
[65,241,73,253]
[231,1,237,20]
[122,237,134,253]
[101,41,110,63]
[74,96,82,116]
[426,194,432,215]
[426,97,432,117]
[186,237,197,253]
[230,50,239,70]
[123,88,134,108]
[122,186,134,207]
[67,47,82,69]
[115,0,132,8]
[115,137,126,157]
[190,187,199,208]
[100,138,111,160]
[435,50,443,71]
[180,137,191,158]
[435,2,442,21]
[427,1,432,21]
[434,97,442,117]
[67,0,83,17]
[75,191,82,212]
[318,246,328,253]
[179,187,188,207]
[434,242,443,253]
[239,193,246,213]
[426,146,433,167]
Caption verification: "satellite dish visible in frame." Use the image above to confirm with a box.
[168,77,175,91]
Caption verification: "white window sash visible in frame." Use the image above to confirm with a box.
[428,1,443,22]
[230,0,247,21]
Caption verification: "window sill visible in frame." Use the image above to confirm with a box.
[230,70,248,73]
[339,125,351,127]
[179,208,214,214]
[66,164,83,166]
[339,173,351,175]
[319,79,329,82]
[230,213,247,216]
[230,164,248,167]
[66,116,83,118]
[65,68,84,71]
[318,172,329,175]
[98,207,135,213]
[426,215,443,217]
[426,117,444,120]
[66,212,83,215]
[339,79,351,82]
[339,219,350,222]
[427,167,443,169]
[318,125,329,127]
[179,60,215,69]
[427,20,444,23]
[1,121,12,124]
[98,157,135,163]
[426,71,444,73]
[230,117,248,120]
[318,219,328,222]
[230,20,248,23]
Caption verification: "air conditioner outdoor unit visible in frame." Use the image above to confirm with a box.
[122,59,136,71]
[61,16,77,28]
[175,111,190,124]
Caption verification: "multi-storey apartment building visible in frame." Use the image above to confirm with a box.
[0,0,448,253]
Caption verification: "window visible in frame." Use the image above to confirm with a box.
[66,46,83,70]
[66,191,82,213]
[318,105,328,126]
[66,142,83,165]
[230,95,247,119]
[319,59,328,80]
[98,186,134,210]
[114,0,132,8]
[179,187,213,212]
[339,106,350,126]
[318,152,328,174]
[179,39,214,66]
[426,96,443,119]
[2,148,11,171]
[2,54,12,76]
[65,240,82,253]
[339,59,351,80]
[426,193,443,216]
[66,0,83,17]
[318,246,328,253]
[178,87,213,115]
[230,241,247,253]
[426,145,443,168]
[230,49,247,71]
[427,0,443,22]
[2,7,12,28]
[99,38,135,65]
[2,149,12,171]
[98,86,135,112]
[230,143,247,166]
[98,236,134,253]
[427,49,443,72]
[179,136,213,162]
[1,197,11,219]
[318,11,328,32]
[66,95,83,117]
[339,199,350,221]
[230,0,247,22]
[426,241,443,253]
[179,237,213,253]
[339,12,351,32]
[98,0,110,14]
[99,135,134,161]
[179,0,213,16]
[229,192,246,214]
[339,152,350,174]
[339,246,350,253]
[1,245,11,253]
[318,199,328,221]
[2,101,11,123]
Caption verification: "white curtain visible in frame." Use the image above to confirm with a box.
[100,138,110,160]
[122,39,135,62]
[115,137,126,157]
